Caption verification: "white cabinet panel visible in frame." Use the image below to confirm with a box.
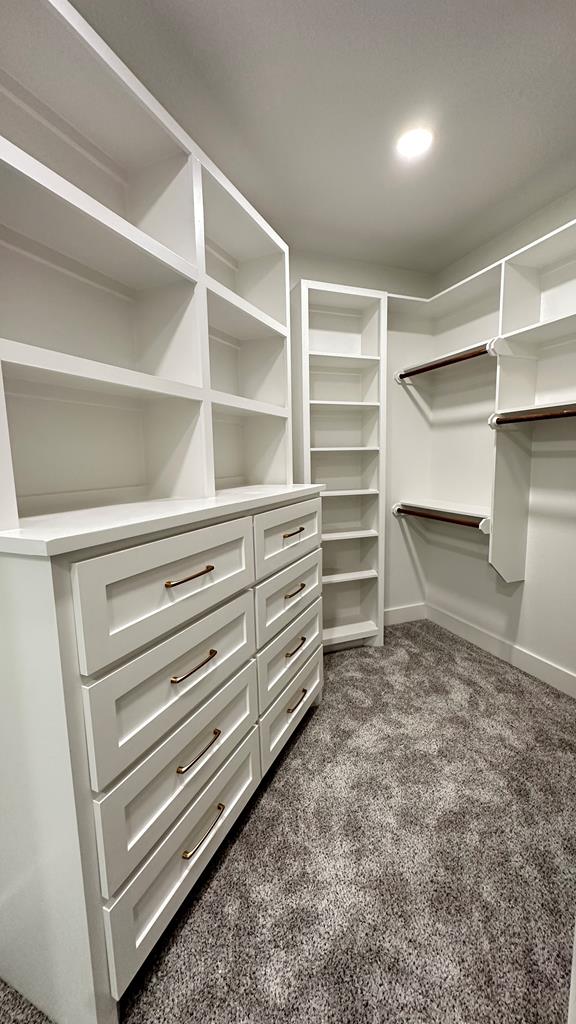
[259,647,323,774]
[254,548,321,647]
[256,597,322,713]
[253,497,321,579]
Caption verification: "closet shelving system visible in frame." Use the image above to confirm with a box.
[292,281,387,648]
[0,0,294,538]
[391,216,576,585]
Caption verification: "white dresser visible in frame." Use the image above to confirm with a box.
[0,486,323,1024]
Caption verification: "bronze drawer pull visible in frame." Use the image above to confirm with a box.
[181,803,225,860]
[284,581,306,600]
[285,636,306,659]
[283,525,305,539]
[165,564,214,589]
[287,688,307,714]
[176,729,221,774]
[171,648,217,684]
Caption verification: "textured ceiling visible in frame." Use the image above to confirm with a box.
[74,0,576,273]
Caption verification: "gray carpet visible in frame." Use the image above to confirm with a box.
[3,621,576,1024]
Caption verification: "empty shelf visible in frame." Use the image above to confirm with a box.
[322,570,378,585]
[309,352,380,370]
[322,489,379,497]
[311,446,378,453]
[393,502,491,533]
[489,402,576,427]
[309,400,380,409]
[206,276,287,338]
[395,342,491,383]
[322,529,378,541]
[209,391,288,418]
[323,620,378,645]
[496,311,576,353]
[0,138,198,290]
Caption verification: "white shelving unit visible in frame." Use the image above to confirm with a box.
[0,0,293,536]
[292,281,387,648]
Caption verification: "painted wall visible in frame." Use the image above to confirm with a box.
[290,251,431,297]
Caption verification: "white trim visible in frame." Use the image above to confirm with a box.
[384,602,427,626]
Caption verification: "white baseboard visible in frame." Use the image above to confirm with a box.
[427,604,576,700]
[384,602,427,626]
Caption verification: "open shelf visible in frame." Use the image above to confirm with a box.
[322,489,379,497]
[203,169,286,325]
[310,405,378,450]
[502,220,576,334]
[496,311,576,355]
[490,401,576,427]
[311,446,379,452]
[323,620,378,645]
[0,138,198,291]
[0,2,196,262]
[209,391,288,418]
[0,357,206,524]
[0,233,202,383]
[322,529,378,541]
[308,288,381,357]
[207,286,287,409]
[311,442,378,492]
[212,403,289,490]
[323,569,378,585]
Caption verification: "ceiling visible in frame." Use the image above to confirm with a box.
[74,0,576,274]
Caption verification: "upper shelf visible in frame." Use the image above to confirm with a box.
[493,311,576,356]
[0,138,198,290]
[389,265,501,329]
[395,341,492,383]
[309,352,380,369]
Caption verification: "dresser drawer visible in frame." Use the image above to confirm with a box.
[254,547,321,648]
[72,518,255,675]
[256,598,322,714]
[253,498,321,580]
[103,727,261,998]
[259,647,323,775]
[93,661,258,899]
[82,592,255,791]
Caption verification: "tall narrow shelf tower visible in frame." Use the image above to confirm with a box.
[292,281,387,648]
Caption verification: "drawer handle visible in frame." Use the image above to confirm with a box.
[171,648,218,684]
[287,688,308,714]
[176,729,222,774]
[181,802,225,860]
[284,581,306,600]
[283,525,305,539]
[285,636,307,659]
[165,564,214,589]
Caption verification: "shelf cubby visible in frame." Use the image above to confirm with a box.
[0,139,197,291]
[0,232,202,385]
[212,403,290,491]
[311,448,379,491]
[309,353,379,402]
[0,358,207,525]
[309,405,378,449]
[308,289,380,356]
[501,221,576,334]
[322,578,378,646]
[207,286,287,409]
[203,169,286,326]
[0,3,196,262]
[322,533,378,575]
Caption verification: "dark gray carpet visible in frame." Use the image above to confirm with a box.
[3,621,576,1024]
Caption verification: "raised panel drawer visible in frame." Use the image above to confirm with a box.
[254,547,322,648]
[259,647,323,775]
[256,598,322,714]
[72,517,255,675]
[253,497,321,580]
[93,661,258,899]
[82,592,255,791]
[103,727,261,999]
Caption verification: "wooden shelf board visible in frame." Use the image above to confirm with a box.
[205,276,287,338]
[322,570,378,585]
[0,138,198,291]
[323,620,378,645]
[322,529,378,542]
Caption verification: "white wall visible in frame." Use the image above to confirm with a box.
[290,251,431,297]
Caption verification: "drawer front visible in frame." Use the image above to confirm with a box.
[254,547,322,648]
[256,598,322,714]
[253,498,321,580]
[83,592,256,791]
[72,517,255,674]
[259,647,323,775]
[93,661,258,899]
[103,727,261,998]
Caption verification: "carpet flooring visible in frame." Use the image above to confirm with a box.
[3,621,576,1024]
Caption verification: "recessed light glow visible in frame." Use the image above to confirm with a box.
[396,127,434,161]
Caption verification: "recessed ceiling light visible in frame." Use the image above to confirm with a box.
[395,127,434,161]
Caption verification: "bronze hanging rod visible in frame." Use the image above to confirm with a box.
[393,503,489,531]
[490,402,576,427]
[395,342,491,383]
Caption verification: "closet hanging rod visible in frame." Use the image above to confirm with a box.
[489,402,576,427]
[393,502,490,533]
[394,341,493,384]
